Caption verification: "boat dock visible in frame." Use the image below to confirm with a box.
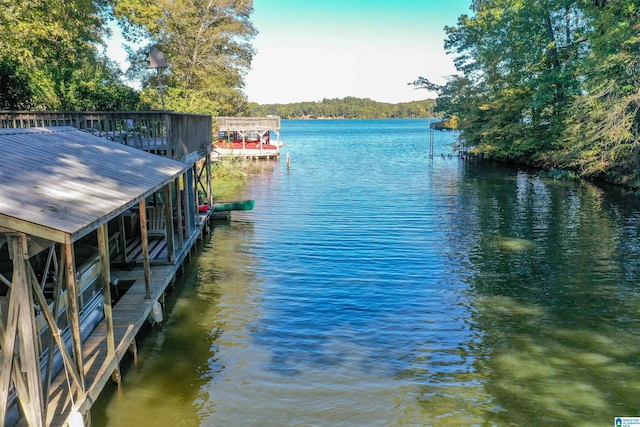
[0,112,221,427]
[214,116,282,159]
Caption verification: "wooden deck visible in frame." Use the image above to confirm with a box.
[20,212,212,426]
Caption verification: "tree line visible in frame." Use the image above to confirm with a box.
[0,0,255,116]
[417,0,640,188]
[248,97,438,119]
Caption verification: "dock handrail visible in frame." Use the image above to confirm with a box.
[0,111,212,162]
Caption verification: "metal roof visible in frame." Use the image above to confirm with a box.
[0,126,190,243]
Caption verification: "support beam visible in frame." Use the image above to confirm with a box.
[205,155,213,208]
[97,224,120,386]
[138,199,152,299]
[28,263,83,396]
[175,177,184,251]
[44,247,66,411]
[0,235,45,427]
[164,184,175,264]
[64,242,86,392]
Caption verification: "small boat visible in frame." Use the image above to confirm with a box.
[200,199,255,212]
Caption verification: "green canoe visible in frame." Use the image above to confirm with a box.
[210,199,255,212]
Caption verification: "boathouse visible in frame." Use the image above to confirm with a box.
[0,112,214,426]
[214,116,282,159]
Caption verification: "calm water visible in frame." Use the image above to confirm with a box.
[93,119,640,426]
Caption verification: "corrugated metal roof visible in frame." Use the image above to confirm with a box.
[0,126,190,243]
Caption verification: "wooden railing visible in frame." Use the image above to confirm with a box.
[0,111,212,162]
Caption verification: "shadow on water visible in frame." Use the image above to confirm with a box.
[92,220,262,427]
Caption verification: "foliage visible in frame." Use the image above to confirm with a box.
[0,0,137,110]
[210,156,251,199]
[248,97,438,119]
[113,0,257,116]
[421,0,640,187]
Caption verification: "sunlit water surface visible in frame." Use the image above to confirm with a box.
[93,119,640,426]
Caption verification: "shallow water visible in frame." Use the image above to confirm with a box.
[93,119,640,426]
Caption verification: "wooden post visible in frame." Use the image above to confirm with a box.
[28,255,84,403]
[0,235,45,427]
[118,214,127,262]
[138,199,152,299]
[164,184,175,264]
[205,154,213,208]
[175,177,184,250]
[64,242,86,392]
[44,248,66,409]
[97,224,120,386]
[192,165,199,227]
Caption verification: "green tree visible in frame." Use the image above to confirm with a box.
[424,0,585,162]
[562,1,640,186]
[0,0,142,110]
[113,0,257,115]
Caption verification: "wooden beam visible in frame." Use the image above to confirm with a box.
[138,199,152,299]
[206,155,213,208]
[27,263,83,394]
[175,177,184,250]
[44,246,66,409]
[64,243,86,392]
[0,244,20,426]
[118,214,127,262]
[10,235,45,427]
[97,224,120,386]
[164,184,175,264]
[0,215,67,243]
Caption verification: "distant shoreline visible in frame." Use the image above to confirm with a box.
[249,96,439,120]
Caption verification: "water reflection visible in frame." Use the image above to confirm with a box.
[440,162,640,426]
[93,120,640,426]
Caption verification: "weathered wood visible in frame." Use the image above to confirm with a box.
[164,184,175,264]
[206,155,213,208]
[28,259,83,397]
[0,127,190,244]
[138,200,152,299]
[64,243,86,393]
[0,245,20,427]
[118,214,128,262]
[98,224,120,386]
[11,234,45,427]
[175,177,184,250]
[184,171,193,234]
[44,247,66,411]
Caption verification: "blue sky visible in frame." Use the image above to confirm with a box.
[244,0,472,104]
[105,1,472,104]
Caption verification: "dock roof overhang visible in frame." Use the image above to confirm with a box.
[0,126,190,244]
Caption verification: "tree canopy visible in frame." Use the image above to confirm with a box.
[0,0,256,114]
[419,0,640,188]
[0,0,139,110]
[113,0,257,115]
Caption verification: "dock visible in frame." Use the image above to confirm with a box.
[213,116,282,159]
[42,211,212,426]
[0,112,222,427]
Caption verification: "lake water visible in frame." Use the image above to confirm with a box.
[93,119,640,426]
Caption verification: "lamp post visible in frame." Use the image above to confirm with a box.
[146,46,168,110]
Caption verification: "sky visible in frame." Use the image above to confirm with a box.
[105,0,473,105]
[244,0,472,104]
